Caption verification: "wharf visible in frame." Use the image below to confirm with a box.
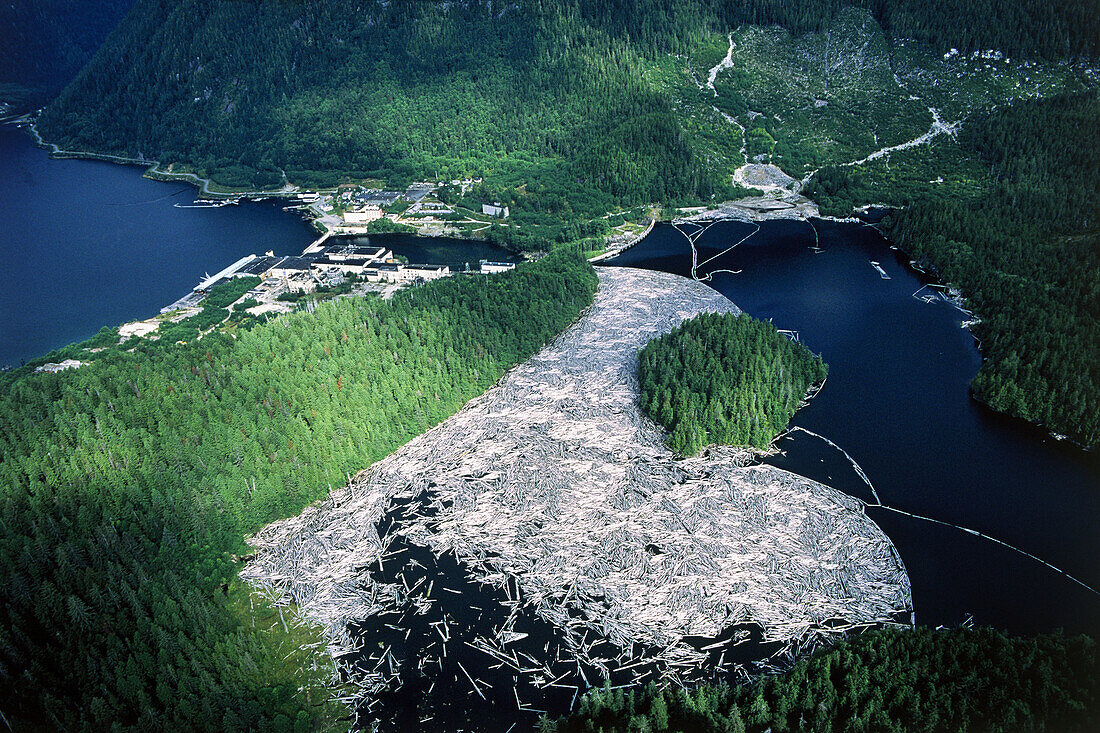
[195,254,257,291]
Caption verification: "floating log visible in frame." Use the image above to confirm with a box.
[241,268,912,711]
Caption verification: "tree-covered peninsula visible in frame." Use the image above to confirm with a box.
[0,250,597,729]
[639,312,827,454]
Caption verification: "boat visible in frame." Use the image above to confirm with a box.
[174,199,227,208]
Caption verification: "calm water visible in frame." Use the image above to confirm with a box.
[8,118,1098,724]
[0,126,314,366]
[609,220,1100,635]
[0,127,517,367]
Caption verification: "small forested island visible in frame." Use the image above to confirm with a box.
[12,0,1093,445]
[639,312,827,453]
[2,0,1099,730]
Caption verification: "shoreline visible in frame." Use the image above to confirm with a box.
[19,114,297,200]
[18,118,518,243]
[883,236,1095,453]
[242,266,911,716]
[650,205,1089,450]
[13,118,1086,449]
[588,217,656,262]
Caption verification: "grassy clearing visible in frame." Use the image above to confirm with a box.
[708,8,929,177]
[656,6,1098,207]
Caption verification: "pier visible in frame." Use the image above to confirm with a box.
[195,254,257,291]
[303,229,336,254]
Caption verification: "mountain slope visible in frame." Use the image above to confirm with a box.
[39,0,731,214]
[0,0,135,108]
[39,0,1100,197]
[10,0,1100,726]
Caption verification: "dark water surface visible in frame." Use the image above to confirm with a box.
[0,127,518,367]
[608,220,1100,636]
[0,126,313,366]
[350,491,786,731]
[8,117,1098,724]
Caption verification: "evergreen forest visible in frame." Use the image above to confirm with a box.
[0,0,135,108]
[810,92,1100,443]
[547,626,1100,733]
[895,95,1100,444]
[5,0,1100,728]
[37,0,1099,200]
[0,251,597,729]
[32,0,1100,444]
[639,312,827,453]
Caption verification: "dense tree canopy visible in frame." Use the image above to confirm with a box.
[0,0,134,107]
[0,250,597,729]
[812,93,1100,444]
[39,0,729,219]
[639,312,827,453]
[9,0,1100,726]
[38,0,1100,207]
[547,626,1100,733]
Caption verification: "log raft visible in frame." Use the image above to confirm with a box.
[242,266,912,707]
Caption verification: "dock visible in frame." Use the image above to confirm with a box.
[196,254,257,290]
[304,229,336,254]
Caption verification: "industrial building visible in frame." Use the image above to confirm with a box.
[403,183,435,202]
[342,206,385,224]
[357,190,403,207]
[266,257,319,293]
[482,202,510,218]
[374,263,451,283]
[151,225,522,330]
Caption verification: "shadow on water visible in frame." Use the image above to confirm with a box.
[348,491,789,731]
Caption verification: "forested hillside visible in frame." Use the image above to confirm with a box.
[0,251,597,729]
[0,0,134,108]
[581,0,1099,60]
[39,0,731,217]
[639,312,827,453]
[11,0,1100,726]
[38,0,1099,201]
[890,94,1100,444]
[548,626,1100,732]
[811,93,1100,443]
